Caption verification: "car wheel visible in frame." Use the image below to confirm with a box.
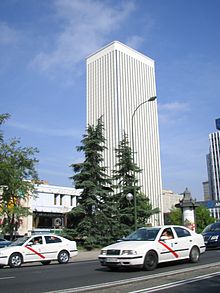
[189,246,200,263]
[41,260,51,265]
[58,250,69,264]
[8,253,23,268]
[143,250,158,271]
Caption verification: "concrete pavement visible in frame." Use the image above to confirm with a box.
[74,249,100,262]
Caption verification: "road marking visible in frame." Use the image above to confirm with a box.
[0,277,15,280]
[25,245,45,259]
[158,241,179,258]
[128,271,220,292]
[44,262,220,293]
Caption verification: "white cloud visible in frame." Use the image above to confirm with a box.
[0,22,20,45]
[7,121,82,138]
[32,0,135,73]
[126,35,144,50]
[158,101,190,124]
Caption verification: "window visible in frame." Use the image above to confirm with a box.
[54,194,58,205]
[60,195,63,205]
[70,195,75,206]
[45,236,62,244]
[174,227,191,238]
[28,236,43,245]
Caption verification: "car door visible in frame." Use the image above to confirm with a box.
[172,227,193,259]
[24,236,47,262]
[43,235,63,260]
[157,228,179,262]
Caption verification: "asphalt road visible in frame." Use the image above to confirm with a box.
[0,249,220,293]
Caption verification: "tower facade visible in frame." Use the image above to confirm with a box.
[208,131,220,200]
[86,41,163,225]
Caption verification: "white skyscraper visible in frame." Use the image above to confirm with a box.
[86,41,163,225]
[208,130,220,201]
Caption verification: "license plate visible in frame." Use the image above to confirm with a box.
[106,258,118,262]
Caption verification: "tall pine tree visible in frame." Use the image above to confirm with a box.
[69,118,117,248]
[113,132,159,235]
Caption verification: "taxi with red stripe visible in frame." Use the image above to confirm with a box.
[0,234,78,268]
[99,225,206,271]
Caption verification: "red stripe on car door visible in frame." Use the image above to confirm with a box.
[158,241,179,258]
[25,246,45,259]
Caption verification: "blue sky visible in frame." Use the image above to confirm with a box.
[0,0,220,200]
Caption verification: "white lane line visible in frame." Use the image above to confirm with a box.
[129,271,220,293]
[44,262,220,293]
[0,277,15,280]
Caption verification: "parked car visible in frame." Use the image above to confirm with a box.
[0,238,11,248]
[202,221,220,248]
[0,234,78,268]
[99,225,206,271]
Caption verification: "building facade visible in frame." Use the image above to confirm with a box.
[86,41,163,225]
[198,200,220,221]
[206,122,220,201]
[18,184,81,236]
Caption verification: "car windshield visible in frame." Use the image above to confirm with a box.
[123,228,160,241]
[203,222,220,233]
[9,236,30,246]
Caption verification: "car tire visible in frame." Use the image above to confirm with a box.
[41,260,51,265]
[189,246,200,263]
[143,250,158,271]
[8,253,23,268]
[58,250,69,264]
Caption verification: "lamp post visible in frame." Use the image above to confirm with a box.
[131,96,157,230]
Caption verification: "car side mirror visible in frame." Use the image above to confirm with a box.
[27,241,33,246]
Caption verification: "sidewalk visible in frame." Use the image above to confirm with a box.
[74,249,100,262]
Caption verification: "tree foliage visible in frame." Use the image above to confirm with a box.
[69,118,116,248]
[166,205,215,233]
[112,132,159,236]
[0,114,39,239]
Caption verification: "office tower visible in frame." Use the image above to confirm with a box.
[86,41,163,225]
[207,130,220,201]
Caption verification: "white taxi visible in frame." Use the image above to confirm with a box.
[0,234,78,268]
[99,225,206,271]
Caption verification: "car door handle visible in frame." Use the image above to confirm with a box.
[189,240,192,242]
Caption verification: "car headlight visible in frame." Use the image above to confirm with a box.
[210,235,219,241]
[100,249,107,255]
[121,250,137,255]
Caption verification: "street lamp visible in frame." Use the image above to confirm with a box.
[130,96,157,230]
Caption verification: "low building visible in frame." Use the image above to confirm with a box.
[18,183,81,236]
[162,189,183,224]
[197,200,220,221]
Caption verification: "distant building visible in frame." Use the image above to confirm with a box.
[18,183,81,236]
[205,120,220,201]
[197,200,220,221]
[216,118,220,130]
[86,41,163,226]
[162,189,183,224]
[202,181,211,201]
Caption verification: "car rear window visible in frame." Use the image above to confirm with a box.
[174,227,191,238]
[45,236,62,244]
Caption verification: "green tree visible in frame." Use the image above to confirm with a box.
[195,205,215,233]
[0,114,39,239]
[0,113,10,142]
[166,205,215,233]
[112,132,159,236]
[69,118,116,248]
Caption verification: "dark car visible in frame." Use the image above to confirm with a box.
[0,238,11,248]
[202,222,220,248]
